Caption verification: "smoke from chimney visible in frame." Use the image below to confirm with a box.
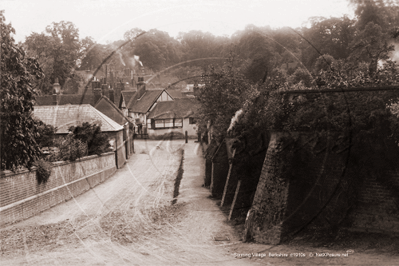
[131,55,143,67]
[392,43,399,63]
[117,50,126,66]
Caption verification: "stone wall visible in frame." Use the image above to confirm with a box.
[0,152,116,227]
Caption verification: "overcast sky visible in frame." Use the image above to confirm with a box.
[2,0,355,44]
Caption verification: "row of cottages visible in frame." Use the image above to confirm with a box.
[119,77,199,138]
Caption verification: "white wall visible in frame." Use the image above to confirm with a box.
[183,117,197,137]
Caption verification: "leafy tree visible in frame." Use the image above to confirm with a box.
[197,55,253,139]
[79,36,105,71]
[349,22,394,75]
[24,21,82,94]
[124,29,181,72]
[177,30,229,69]
[35,119,57,148]
[289,68,314,87]
[350,0,399,31]
[1,11,44,171]
[300,16,356,70]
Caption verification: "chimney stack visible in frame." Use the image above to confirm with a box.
[137,76,146,99]
[115,82,125,106]
[94,88,102,105]
[109,87,115,103]
[91,79,101,93]
[101,84,108,98]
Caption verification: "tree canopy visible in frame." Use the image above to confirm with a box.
[1,11,44,171]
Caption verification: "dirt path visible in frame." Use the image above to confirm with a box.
[1,139,398,265]
[0,139,260,265]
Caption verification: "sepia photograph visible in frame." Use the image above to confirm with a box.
[1,0,399,265]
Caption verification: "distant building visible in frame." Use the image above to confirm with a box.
[146,98,199,138]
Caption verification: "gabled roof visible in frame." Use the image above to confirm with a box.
[128,90,163,113]
[33,104,123,134]
[35,94,97,106]
[95,96,131,126]
[120,91,137,109]
[147,98,199,119]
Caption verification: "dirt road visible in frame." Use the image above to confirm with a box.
[0,139,260,265]
[1,139,398,265]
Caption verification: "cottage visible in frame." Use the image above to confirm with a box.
[146,98,199,138]
[120,77,174,137]
[33,104,126,168]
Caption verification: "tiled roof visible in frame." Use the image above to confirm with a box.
[33,104,123,134]
[35,94,97,106]
[120,91,137,109]
[147,98,199,119]
[95,96,130,126]
[128,90,163,113]
[166,89,184,99]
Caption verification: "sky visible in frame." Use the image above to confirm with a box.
[1,0,355,44]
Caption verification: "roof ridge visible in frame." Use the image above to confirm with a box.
[96,95,130,124]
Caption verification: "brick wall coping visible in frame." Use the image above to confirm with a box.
[0,163,115,213]
[0,152,115,178]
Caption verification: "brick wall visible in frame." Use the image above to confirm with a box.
[349,170,399,233]
[244,131,399,244]
[0,152,116,227]
[244,132,290,244]
[210,140,229,199]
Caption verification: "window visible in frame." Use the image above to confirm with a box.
[174,119,182,127]
[151,118,183,129]
[189,117,196,124]
[165,119,174,127]
[155,120,164,128]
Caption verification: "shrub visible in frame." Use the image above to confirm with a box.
[69,122,111,155]
[35,159,52,184]
[51,136,88,162]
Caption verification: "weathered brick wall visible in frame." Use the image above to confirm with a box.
[210,141,229,199]
[231,151,267,214]
[203,139,218,188]
[349,170,399,233]
[244,131,399,244]
[0,152,116,227]
[244,132,290,244]
[204,159,212,187]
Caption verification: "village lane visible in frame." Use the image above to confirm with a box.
[0,139,262,265]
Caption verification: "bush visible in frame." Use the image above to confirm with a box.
[69,122,111,155]
[51,136,88,162]
[35,159,52,184]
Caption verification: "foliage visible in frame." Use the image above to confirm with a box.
[314,54,335,73]
[34,158,52,184]
[349,22,394,75]
[124,29,182,71]
[289,68,314,87]
[24,21,85,94]
[52,136,88,162]
[35,119,57,148]
[1,11,44,171]
[69,122,111,155]
[196,55,254,139]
